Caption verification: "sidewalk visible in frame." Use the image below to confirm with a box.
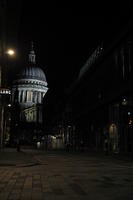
[0,148,38,167]
[0,148,133,200]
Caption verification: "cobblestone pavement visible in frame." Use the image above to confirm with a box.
[0,150,133,200]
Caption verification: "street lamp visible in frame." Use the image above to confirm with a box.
[6,49,15,56]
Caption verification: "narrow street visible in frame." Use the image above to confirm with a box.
[0,149,133,200]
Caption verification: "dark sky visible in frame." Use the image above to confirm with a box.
[16,1,132,101]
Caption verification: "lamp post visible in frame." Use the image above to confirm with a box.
[0,48,15,150]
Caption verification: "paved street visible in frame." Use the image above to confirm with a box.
[0,149,133,200]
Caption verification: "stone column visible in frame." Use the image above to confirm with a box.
[22,90,25,102]
[20,90,23,102]
[24,90,27,102]
[35,92,37,103]
[39,92,41,103]
[37,92,39,103]
[32,91,34,102]
[26,91,28,102]
[31,91,33,102]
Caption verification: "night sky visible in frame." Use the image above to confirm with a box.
[14,1,132,103]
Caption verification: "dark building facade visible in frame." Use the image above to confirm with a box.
[43,19,133,153]
[0,0,22,148]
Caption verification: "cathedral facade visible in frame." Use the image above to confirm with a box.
[11,43,48,144]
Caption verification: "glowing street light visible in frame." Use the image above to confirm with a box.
[6,49,15,56]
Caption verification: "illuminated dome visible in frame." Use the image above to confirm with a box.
[12,42,48,109]
[18,65,47,82]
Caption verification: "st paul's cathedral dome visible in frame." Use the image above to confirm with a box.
[19,66,47,82]
[12,42,48,123]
